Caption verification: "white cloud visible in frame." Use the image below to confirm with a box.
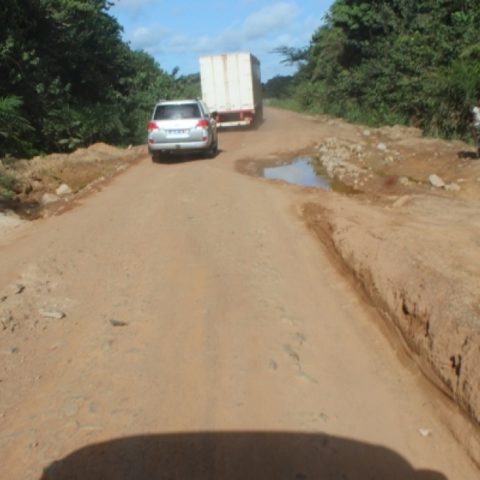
[242,2,299,40]
[112,0,157,8]
[119,1,314,78]
[128,1,300,56]
[110,0,160,24]
[130,24,171,50]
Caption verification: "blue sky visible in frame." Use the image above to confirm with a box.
[109,0,334,81]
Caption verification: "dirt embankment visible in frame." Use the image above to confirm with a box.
[304,195,480,440]
[0,143,144,221]
[237,112,480,461]
[295,122,480,460]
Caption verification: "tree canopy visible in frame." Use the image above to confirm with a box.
[284,0,480,137]
[263,75,294,99]
[0,0,197,158]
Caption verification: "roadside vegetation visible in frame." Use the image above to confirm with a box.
[268,0,480,139]
[0,0,200,200]
[0,0,199,160]
[262,75,307,113]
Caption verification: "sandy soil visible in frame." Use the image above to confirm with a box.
[0,108,479,479]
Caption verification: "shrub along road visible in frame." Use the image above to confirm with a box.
[0,108,479,478]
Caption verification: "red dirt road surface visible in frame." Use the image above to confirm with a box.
[0,108,479,479]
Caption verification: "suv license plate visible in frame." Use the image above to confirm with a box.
[168,129,188,136]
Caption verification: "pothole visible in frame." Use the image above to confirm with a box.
[263,157,331,189]
[262,156,358,194]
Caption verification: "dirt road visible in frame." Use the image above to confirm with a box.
[0,108,478,479]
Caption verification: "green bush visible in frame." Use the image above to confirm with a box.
[0,96,34,157]
[0,170,18,199]
[281,0,480,139]
[0,1,197,158]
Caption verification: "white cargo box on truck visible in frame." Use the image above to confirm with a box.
[199,52,263,127]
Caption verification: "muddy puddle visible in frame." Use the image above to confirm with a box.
[263,157,331,189]
[262,156,359,195]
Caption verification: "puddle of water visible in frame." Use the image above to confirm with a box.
[263,157,331,190]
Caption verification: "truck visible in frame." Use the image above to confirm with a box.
[199,52,263,128]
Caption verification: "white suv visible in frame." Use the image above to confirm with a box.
[147,99,218,161]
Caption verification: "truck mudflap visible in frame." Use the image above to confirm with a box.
[215,108,262,128]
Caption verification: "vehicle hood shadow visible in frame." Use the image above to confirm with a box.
[40,431,448,480]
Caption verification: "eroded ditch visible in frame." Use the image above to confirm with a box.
[237,148,480,467]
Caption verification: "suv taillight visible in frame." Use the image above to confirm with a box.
[147,121,158,132]
[196,119,209,128]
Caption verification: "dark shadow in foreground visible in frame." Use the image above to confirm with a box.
[40,431,448,480]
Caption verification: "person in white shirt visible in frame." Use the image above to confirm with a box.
[472,99,480,158]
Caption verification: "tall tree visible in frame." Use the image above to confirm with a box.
[0,0,191,157]
[285,0,480,136]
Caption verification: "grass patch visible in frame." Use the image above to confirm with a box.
[0,171,19,200]
[264,97,328,118]
[264,98,308,113]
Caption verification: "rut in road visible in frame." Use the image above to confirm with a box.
[0,108,478,479]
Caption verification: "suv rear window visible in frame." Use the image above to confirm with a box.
[154,104,201,120]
